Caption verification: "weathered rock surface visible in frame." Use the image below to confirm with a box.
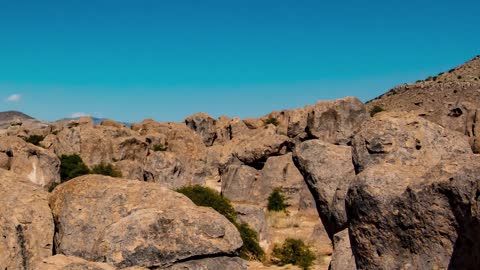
[165,257,248,270]
[49,175,243,268]
[347,153,480,269]
[329,230,356,270]
[235,204,270,249]
[294,140,355,239]
[185,112,218,146]
[0,169,54,269]
[39,255,117,270]
[222,153,312,209]
[0,136,60,187]
[352,111,472,173]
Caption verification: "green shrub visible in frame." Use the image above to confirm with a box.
[237,223,265,261]
[263,117,280,126]
[272,238,316,270]
[176,185,237,223]
[177,185,265,261]
[369,105,385,117]
[59,154,90,182]
[24,135,45,146]
[91,163,122,178]
[153,144,167,151]
[268,188,289,212]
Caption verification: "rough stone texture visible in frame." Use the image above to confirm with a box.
[352,111,473,173]
[165,257,248,270]
[293,140,355,239]
[367,56,480,152]
[0,136,60,188]
[329,230,356,270]
[222,153,312,209]
[185,112,218,146]
[0,169,54,269]
[39,255,117,270]
[346,154,480,270]
[49,175,243,268]
[234,204,270,249]
[306,97,369,144]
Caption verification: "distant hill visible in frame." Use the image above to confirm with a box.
[367,55,480,121]
[0,111,48,129]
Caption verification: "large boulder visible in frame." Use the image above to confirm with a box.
[352,111,472,173]
[0,136,60,188]
[347,152,480,269]
[184,112,218,146]
[293,140,355,239]
[0,169,54,269]
[222,153,312,209]
[49,175,243,268]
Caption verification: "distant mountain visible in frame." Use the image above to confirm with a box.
[0,111,48,129]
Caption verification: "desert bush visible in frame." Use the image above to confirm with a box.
[268,188,289,212]
[24,135,45,146]
[272,238,316,270]
[177,185,265,261]
[91,163,122,178]
[59,154,90,182]
[176,185,237,223]
[153,144,167,151]
[369,105,385,117]
[237,223,265,261]
[263,117,280,126]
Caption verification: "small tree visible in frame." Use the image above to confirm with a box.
[268,188,289,212]
[24,135,45,146]
[153,144,167,151]
[237,223,265,261]
[60,154,90,182]
[369,105,385,117]
[91,163,122,178]
[272,238,316,270]
[176,185,237,223]
[263,117,280,126]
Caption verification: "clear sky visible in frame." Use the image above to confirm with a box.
[0,0,478,122]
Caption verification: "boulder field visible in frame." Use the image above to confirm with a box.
[1,88,480,269]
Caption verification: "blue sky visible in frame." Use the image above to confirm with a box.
[0,0,478,122]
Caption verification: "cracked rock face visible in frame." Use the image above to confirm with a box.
[0,136,60,188]
[49,175,243,268]
[0,169,54,269]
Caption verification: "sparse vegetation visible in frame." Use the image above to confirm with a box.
[24,135,45,146]
[272,238,316,270]
[153,144,167,151]
[237,223,266,261]
[268,188,289,212]
[263,117,280,126]
[369,105,385,117]
[177,185,265,261]
[91,163,122,178]
[59,154,90,182]
[177,185,237,222]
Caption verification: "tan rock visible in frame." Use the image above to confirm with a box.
[0,169,54,269]
[0,136,60,188]
[49,175,243,268]
[329,230,356,270]
[352,111,472,173]
[38,255,117,270]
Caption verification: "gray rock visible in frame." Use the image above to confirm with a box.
[329,230,356,270]
[166,257,247,270]
[294,140,355,239]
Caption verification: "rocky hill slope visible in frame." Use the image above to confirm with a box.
[368,55,480,151]
[1,57,480,270]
